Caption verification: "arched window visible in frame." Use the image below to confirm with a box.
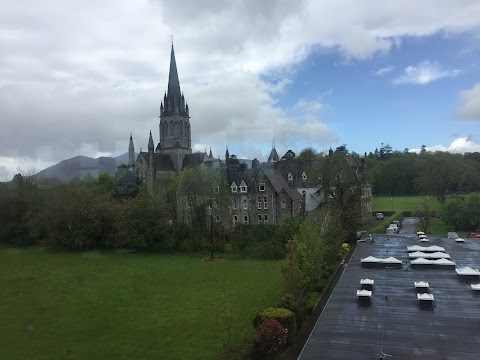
[169,121,174,136]
[233,215,238,225]
[243,215,249,224]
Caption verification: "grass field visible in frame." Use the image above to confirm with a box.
[0,245,284,360]
[372,196,442,212]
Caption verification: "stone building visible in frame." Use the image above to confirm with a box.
[128,43,205,193]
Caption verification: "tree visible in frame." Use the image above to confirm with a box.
[414,196,433,232]
[415,152,460,205]
[322,152,363,242]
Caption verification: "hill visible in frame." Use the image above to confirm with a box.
[36,153,132,181]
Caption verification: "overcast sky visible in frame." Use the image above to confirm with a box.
[1,0,480,181]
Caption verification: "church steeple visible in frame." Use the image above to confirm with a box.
[148,130,154,150]
[168,43,181,102]
[161,43,187,117]
[128,133,135,166]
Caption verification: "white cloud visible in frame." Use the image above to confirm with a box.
[2,0,480,180]
[374,66,395,76]
[410,137,480,153]
[393,60,461,85]
[456,83,480,120]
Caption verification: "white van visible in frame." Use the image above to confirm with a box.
[388,224,399,233]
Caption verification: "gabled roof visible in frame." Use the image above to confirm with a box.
[267,147,279,162]
[183,152,206,168]
[262,167,303,201]
[155,154,175,172]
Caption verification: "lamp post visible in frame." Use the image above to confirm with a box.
[208,197,214,260]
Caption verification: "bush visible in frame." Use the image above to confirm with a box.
[278,295,305,327]
[228,225,287,259]
[253,307,296,344]
[253,319,287,358]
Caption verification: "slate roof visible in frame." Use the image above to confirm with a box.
[155,154,175,172]
[262,167,303,201]
[267,147,280,162]
[182,152,206,168]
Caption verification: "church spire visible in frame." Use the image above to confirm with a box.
[128,133,135,166]
[148,130,154,150]
[167,43,181,102]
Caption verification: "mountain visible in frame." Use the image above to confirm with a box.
[36,153,133,181]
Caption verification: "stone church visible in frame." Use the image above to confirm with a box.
[127,44,372,227]
[128,43,207,193]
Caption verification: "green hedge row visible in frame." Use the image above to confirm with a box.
[371,211,404,234]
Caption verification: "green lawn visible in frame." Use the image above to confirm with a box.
[372,196,442,212]
[426,218,469,238]
[0,245,284,360]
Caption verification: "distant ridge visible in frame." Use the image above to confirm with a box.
[36,153,134,181]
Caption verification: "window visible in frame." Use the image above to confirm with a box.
[233,202,237,210]
[216,203,220,209]
[214,186,219,193]
[288,173,293,181]
[240,180,248,193]
[302,172,307,180]
[257,197,262,210]
[264,215,268,224]
[215,215,220,222]
[231,182,238,192]
[263,196,268,210]
[258,214,262,224]
[258,183,265,191]
[243,198,248,210]
[233,215,238,224]
[243,215,249,224]
[281,199,286,209]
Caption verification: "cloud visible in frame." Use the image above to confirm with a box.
[455,83,480,120]
[410,137,480,153]
[374,66,395,76]
[393,60,462,85]
[2,0,480,181]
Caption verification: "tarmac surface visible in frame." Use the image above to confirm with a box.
[298,223,480,360]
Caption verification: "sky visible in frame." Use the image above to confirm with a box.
[1,0,480,181]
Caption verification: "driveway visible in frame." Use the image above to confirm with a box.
[398,217,417,234]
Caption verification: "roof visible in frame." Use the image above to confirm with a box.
[414,281,429,287]
[155,154,175,172]
[262,167,303,201]
[267,147,279,162]
[182,152,206,168]
[299,230,480,359]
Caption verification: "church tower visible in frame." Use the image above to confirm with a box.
[158,43,192,172]
[128,134,135,167]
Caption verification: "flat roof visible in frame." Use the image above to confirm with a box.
[299,234,480,359]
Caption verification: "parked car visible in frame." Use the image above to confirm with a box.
[467,232,480,239]
[387,224,398,233]
[376,212,384,220]
[392,220,401,229]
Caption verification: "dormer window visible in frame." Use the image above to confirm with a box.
[288,173,293,181]
[231,182,238,193]
[258,183,265,192]
[302,172,307,180]
[240,180,248,193]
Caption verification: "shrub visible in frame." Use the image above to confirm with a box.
[254,319,287,358]
[278,295,305,327]
[253,307,296,344]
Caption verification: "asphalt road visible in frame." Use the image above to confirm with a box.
[398,217,417,234]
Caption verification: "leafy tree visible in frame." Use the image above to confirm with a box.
[415,152,460,205]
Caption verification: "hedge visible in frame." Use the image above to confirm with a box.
[253,307,296,344]
[371,211,404,234]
